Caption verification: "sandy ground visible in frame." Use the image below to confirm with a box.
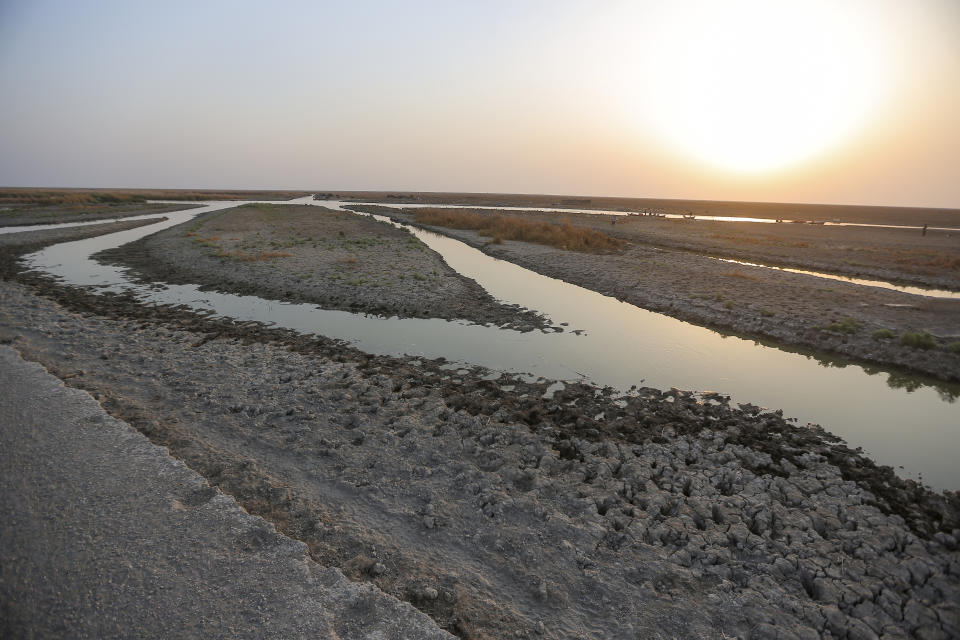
[356,206,960,384]
[0,220,958,639]
[0,345,449,639]
[98,204,549,331]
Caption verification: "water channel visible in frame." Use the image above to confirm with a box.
[11,196,960,490]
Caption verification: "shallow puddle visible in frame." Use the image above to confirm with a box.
[12,196,960,490]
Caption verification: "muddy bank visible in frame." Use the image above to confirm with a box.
[96,204,550,331]
[0,202,201,227]
[0,217,169,250]
[356,206,960,383]
[1,226,958,639]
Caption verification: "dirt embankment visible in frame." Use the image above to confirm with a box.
[96,204,550,332]
[355,206,960,383]
[0,223,958,640]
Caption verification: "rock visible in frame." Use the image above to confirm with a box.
[846,618,879,640]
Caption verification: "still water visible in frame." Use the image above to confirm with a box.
[710,257,960,300]
[15,196,960,490]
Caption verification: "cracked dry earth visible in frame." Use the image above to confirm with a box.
[2,273,958,639]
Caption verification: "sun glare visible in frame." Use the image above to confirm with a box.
[634,1,887,174]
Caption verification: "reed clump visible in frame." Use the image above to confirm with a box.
[0,190,146,207]
[412,209,624,253]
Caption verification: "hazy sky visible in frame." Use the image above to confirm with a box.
[1,0,958,207]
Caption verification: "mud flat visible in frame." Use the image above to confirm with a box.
[357,206,960,383]
[1,220,958,639]
[0,187,314,227]
[326,190,960,228]
[0,217,170,252]
[0,202,201,227]
[96,203,549,331]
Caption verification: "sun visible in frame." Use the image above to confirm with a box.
[632,1,887,174]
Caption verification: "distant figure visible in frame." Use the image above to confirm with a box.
[922,223,928,236]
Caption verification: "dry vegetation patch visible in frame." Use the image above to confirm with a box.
[412,208,625,253]
[718,270,762,281]
[0,187,307,207]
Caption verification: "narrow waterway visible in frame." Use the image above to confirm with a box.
[710,257,960,299]
[13,196,960,490]
[0,212,179,235]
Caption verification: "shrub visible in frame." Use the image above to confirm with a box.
[872,329,895,340]
[760,308,774,317]
[899,331,937,350]
[946,341,960,354]
[824,317,862,334]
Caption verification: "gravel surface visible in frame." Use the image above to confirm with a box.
[357,206,960,383]
[0,345,450,640]
[97,203,550,331]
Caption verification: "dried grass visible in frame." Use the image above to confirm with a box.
[718,270,761,281]
[412,209,624,253]
[216,249,292,261]
[0,187,307,206]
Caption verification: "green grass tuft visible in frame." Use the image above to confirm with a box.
[899,331,936,350]
[824,317,862,334]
